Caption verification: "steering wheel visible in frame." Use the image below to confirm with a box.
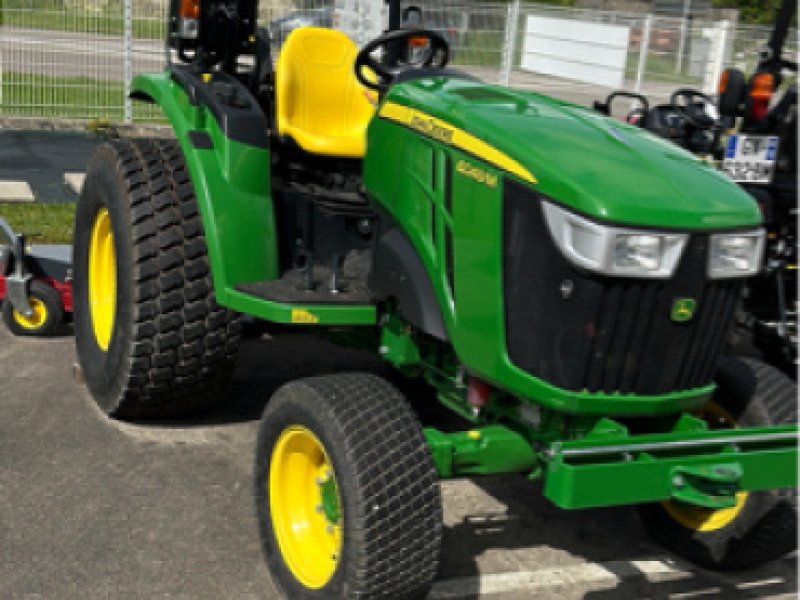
[355,29,450,92]
[670,88,719,129]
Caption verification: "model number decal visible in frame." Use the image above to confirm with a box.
[456,159,498,188]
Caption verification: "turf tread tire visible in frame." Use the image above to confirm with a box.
[255,372,443,599]
[74,138,240,420]
[639,356,797,571]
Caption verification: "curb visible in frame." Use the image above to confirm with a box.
[0,118,175,139]
[64,173,86,195]
[0,181,35,203]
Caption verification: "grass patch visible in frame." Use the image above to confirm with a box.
[0,72,164,122]
[453,31,505,68]
[625,53,702,85]
[0,203,76,244]
[0,4,164,39]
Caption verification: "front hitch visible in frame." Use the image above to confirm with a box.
[669,463,742,509]
[543,426,798,509]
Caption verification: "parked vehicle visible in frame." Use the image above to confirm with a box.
[73,0,797,597]
[0,217,72,336]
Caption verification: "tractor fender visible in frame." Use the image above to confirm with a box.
[130,69,279,303]
[370,228,447,341]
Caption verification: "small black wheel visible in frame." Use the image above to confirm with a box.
[255,372,443,599]
[2,279,63,336]
[639,356,797,571]
[73,139,241,420]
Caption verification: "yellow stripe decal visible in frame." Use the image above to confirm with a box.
[378,102,537,184]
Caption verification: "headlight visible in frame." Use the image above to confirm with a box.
[708,231,765,279]
[542,202,688,278]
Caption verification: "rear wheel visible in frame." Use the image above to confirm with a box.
[639,356,798,570]
[73,139,240,420]
[2,280,63,336]
[255,373,443,599]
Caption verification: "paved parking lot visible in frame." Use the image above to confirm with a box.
[0,130,101,203]
[1,324,796,599]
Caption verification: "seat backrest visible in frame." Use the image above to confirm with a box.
[275,27,376,158]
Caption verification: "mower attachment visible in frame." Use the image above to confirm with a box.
[543,425,798,510]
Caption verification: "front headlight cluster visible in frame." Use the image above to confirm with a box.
[542,201,764,279]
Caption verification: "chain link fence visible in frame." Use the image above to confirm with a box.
[0,0,795,122]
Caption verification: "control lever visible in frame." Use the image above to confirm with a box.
[297,249,315,291]
[329,253,343,295]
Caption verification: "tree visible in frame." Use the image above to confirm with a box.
[712,0,793,25]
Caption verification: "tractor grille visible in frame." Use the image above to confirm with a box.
[503,180,743,396]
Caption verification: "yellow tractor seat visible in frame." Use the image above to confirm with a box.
[275,27,377,159]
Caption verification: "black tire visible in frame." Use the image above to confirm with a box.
[639,356,797,571]
[73,139,240,420]
[255,373,443,599]
[2,279,64,336]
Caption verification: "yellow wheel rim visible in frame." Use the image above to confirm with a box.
[13,297,48,330]
[664,491,749,532]
[269,426,343,589]
[662,402,749,532]
[88,208,116,351]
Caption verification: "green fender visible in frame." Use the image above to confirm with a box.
[131,72,279,306]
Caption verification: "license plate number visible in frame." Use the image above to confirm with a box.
[722,135,779,184]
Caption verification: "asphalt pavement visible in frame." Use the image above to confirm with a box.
[0,325,796,599]
[0,129,101,203]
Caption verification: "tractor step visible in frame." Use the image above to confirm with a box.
[236,265,372,305]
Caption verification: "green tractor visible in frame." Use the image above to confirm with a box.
[72,0,798,597]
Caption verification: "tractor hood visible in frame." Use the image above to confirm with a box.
[380,77,761,231]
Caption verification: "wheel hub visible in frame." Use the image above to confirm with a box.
[269,426,342,589]
[13,297,47,330]
[88,208,116,351]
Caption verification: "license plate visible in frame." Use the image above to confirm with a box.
[722,135,779,184]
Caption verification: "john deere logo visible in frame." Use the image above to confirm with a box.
[671,298,697,322]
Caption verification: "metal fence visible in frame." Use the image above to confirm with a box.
[0,0,795,122]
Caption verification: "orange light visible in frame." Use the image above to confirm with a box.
[718,70,730,94]
[408,36,428,48]
[180,0,200,20]
[749,73,774,121]
[750,73,774,100]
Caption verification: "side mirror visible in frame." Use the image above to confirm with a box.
[717,68,745,117]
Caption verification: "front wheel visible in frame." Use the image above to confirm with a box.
[255,373,443,599]
[639,356,798,571]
